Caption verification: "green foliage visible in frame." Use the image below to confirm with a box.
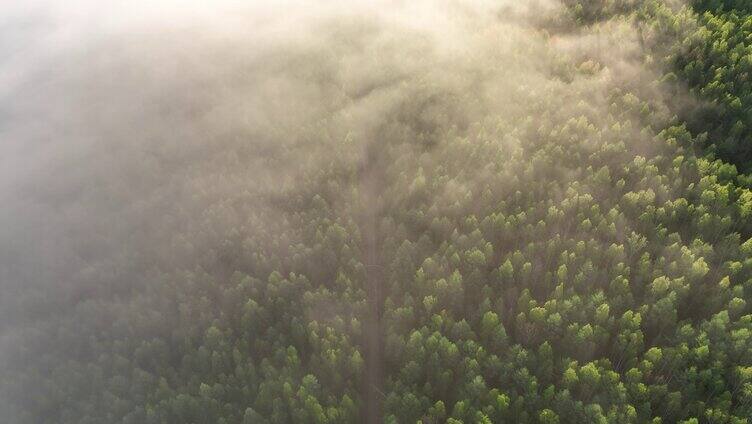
[4,0,752,423]
[668,2,752,170]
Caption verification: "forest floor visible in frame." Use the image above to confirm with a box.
[359,146,385,424]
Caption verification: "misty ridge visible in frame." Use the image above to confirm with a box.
[3,0,752,423]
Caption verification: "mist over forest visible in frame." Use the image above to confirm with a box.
[3,0,752,423]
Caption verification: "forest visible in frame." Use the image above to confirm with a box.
[2,0,752,422]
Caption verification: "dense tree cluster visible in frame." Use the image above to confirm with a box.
[380,65,752,424]
[369,5,752,419]
[668,0,752,169]
[3,0,752,423]
[0,119,367,422]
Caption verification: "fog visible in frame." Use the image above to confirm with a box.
[0,0,697,422]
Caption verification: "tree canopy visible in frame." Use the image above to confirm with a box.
[2,0,752,423]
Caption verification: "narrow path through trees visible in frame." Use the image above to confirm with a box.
[359,144,385,424]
